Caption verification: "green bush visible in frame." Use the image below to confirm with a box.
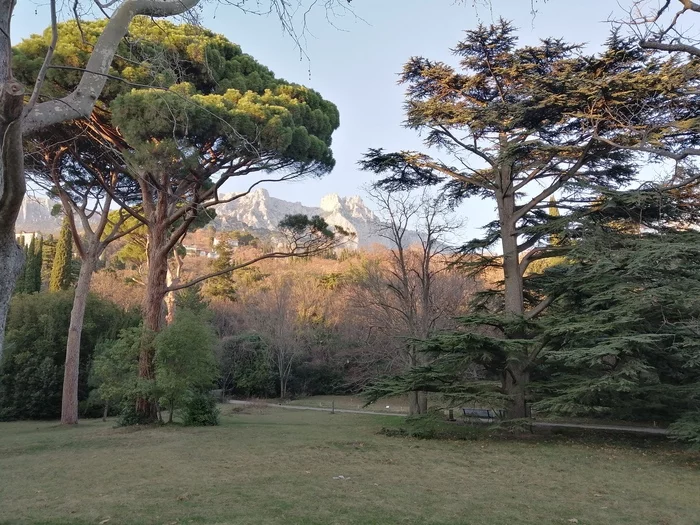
[289,362,346,396]
[182,391,220,426]
[0,291,139,420]
[669,411,700,448]
[217,334,276,398]
[117,402,156,427]
[155,310,217,422]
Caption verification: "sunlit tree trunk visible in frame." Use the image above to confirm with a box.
[60,256,96,424]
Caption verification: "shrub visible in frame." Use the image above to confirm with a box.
[154,310,217,422]
[289,362,346,396]
[182,391,220,426]
[117,402,156,427]
[669,411,700,448]
[0,291,139,420]
[217,334,276,398]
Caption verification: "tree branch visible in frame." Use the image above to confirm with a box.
[23,0,200,134]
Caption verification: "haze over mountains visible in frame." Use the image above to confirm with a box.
[17,189,417,249]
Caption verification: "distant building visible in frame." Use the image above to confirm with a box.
[15,231,42,247]
[183,244,212,258]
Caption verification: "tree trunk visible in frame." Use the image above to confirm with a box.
[408,391,420,416]
[407,348,428,415]
[504,364,529,419]
[497,167,530,418]
[102,400,109,422]
[60,256,96,424]
[168,400,174,423]
[165,267,177,325]
[0,231,23,360]
[136,224,169,422]
[0,75,26,361]
[418,391,428,414]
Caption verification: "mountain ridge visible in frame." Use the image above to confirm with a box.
[17,189,412,249]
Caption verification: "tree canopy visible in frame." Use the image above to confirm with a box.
[361,20,700,418]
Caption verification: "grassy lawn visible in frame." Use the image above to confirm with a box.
[279,394,411,413]
[0,406,699,525]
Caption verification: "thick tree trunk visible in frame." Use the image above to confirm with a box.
[136,223,169,422]
[408,349,428,415]
[497,168,530,419]
[503,364,529,419]
[0,231,23,359]
[60,256,96,425]
[0,75,27,361]
[408,391,420,416]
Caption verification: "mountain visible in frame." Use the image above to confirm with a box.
[16,196,62,234]
[214,189,403,249]
[16,190,417,249]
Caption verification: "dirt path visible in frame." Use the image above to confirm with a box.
[228,400,669,435]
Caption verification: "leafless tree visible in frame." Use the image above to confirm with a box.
[350,188,475,415]
[248,275,306,398]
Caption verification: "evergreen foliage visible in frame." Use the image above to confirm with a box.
[90,327,143,415]
[534,215,700,422]
[49,218,73,291]
[40,234,55,287]
[0,292,139,420]
[154,310,217,422]
[359,20,700,418]
[14,237,42,294]
[181,391,220,427]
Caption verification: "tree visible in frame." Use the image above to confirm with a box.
[49,217,73,292]
[250,276,306,398]
[351,188,473,415]
[360,21,698,417]
[0,0,201,361]
[533,188,700,424]
[0,0,355,361]
[14,236,42,295]
[41,234,56,287]
[90,327,143,421]
[217,333,276,398]
[154,310,217,423]
[203,233,262,302]
[25,126,143,424]
[0,291,139,420]
[16,19,346,422]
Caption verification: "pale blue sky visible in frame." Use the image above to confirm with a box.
[15,0,622,234]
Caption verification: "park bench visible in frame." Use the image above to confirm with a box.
[461,407,504,422]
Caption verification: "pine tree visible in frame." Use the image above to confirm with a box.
[360,22,700,417]
[50,218,73,292]
[532,189,700,423]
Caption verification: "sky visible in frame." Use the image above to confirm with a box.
[14,0,625,236]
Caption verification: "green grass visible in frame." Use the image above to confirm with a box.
[1,406,699,525]
[279,394,411,413]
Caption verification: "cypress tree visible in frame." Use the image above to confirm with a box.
[50,218,73,291]
[25,237,42,294]
[41,234,56,289]
[13,243,28,294]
